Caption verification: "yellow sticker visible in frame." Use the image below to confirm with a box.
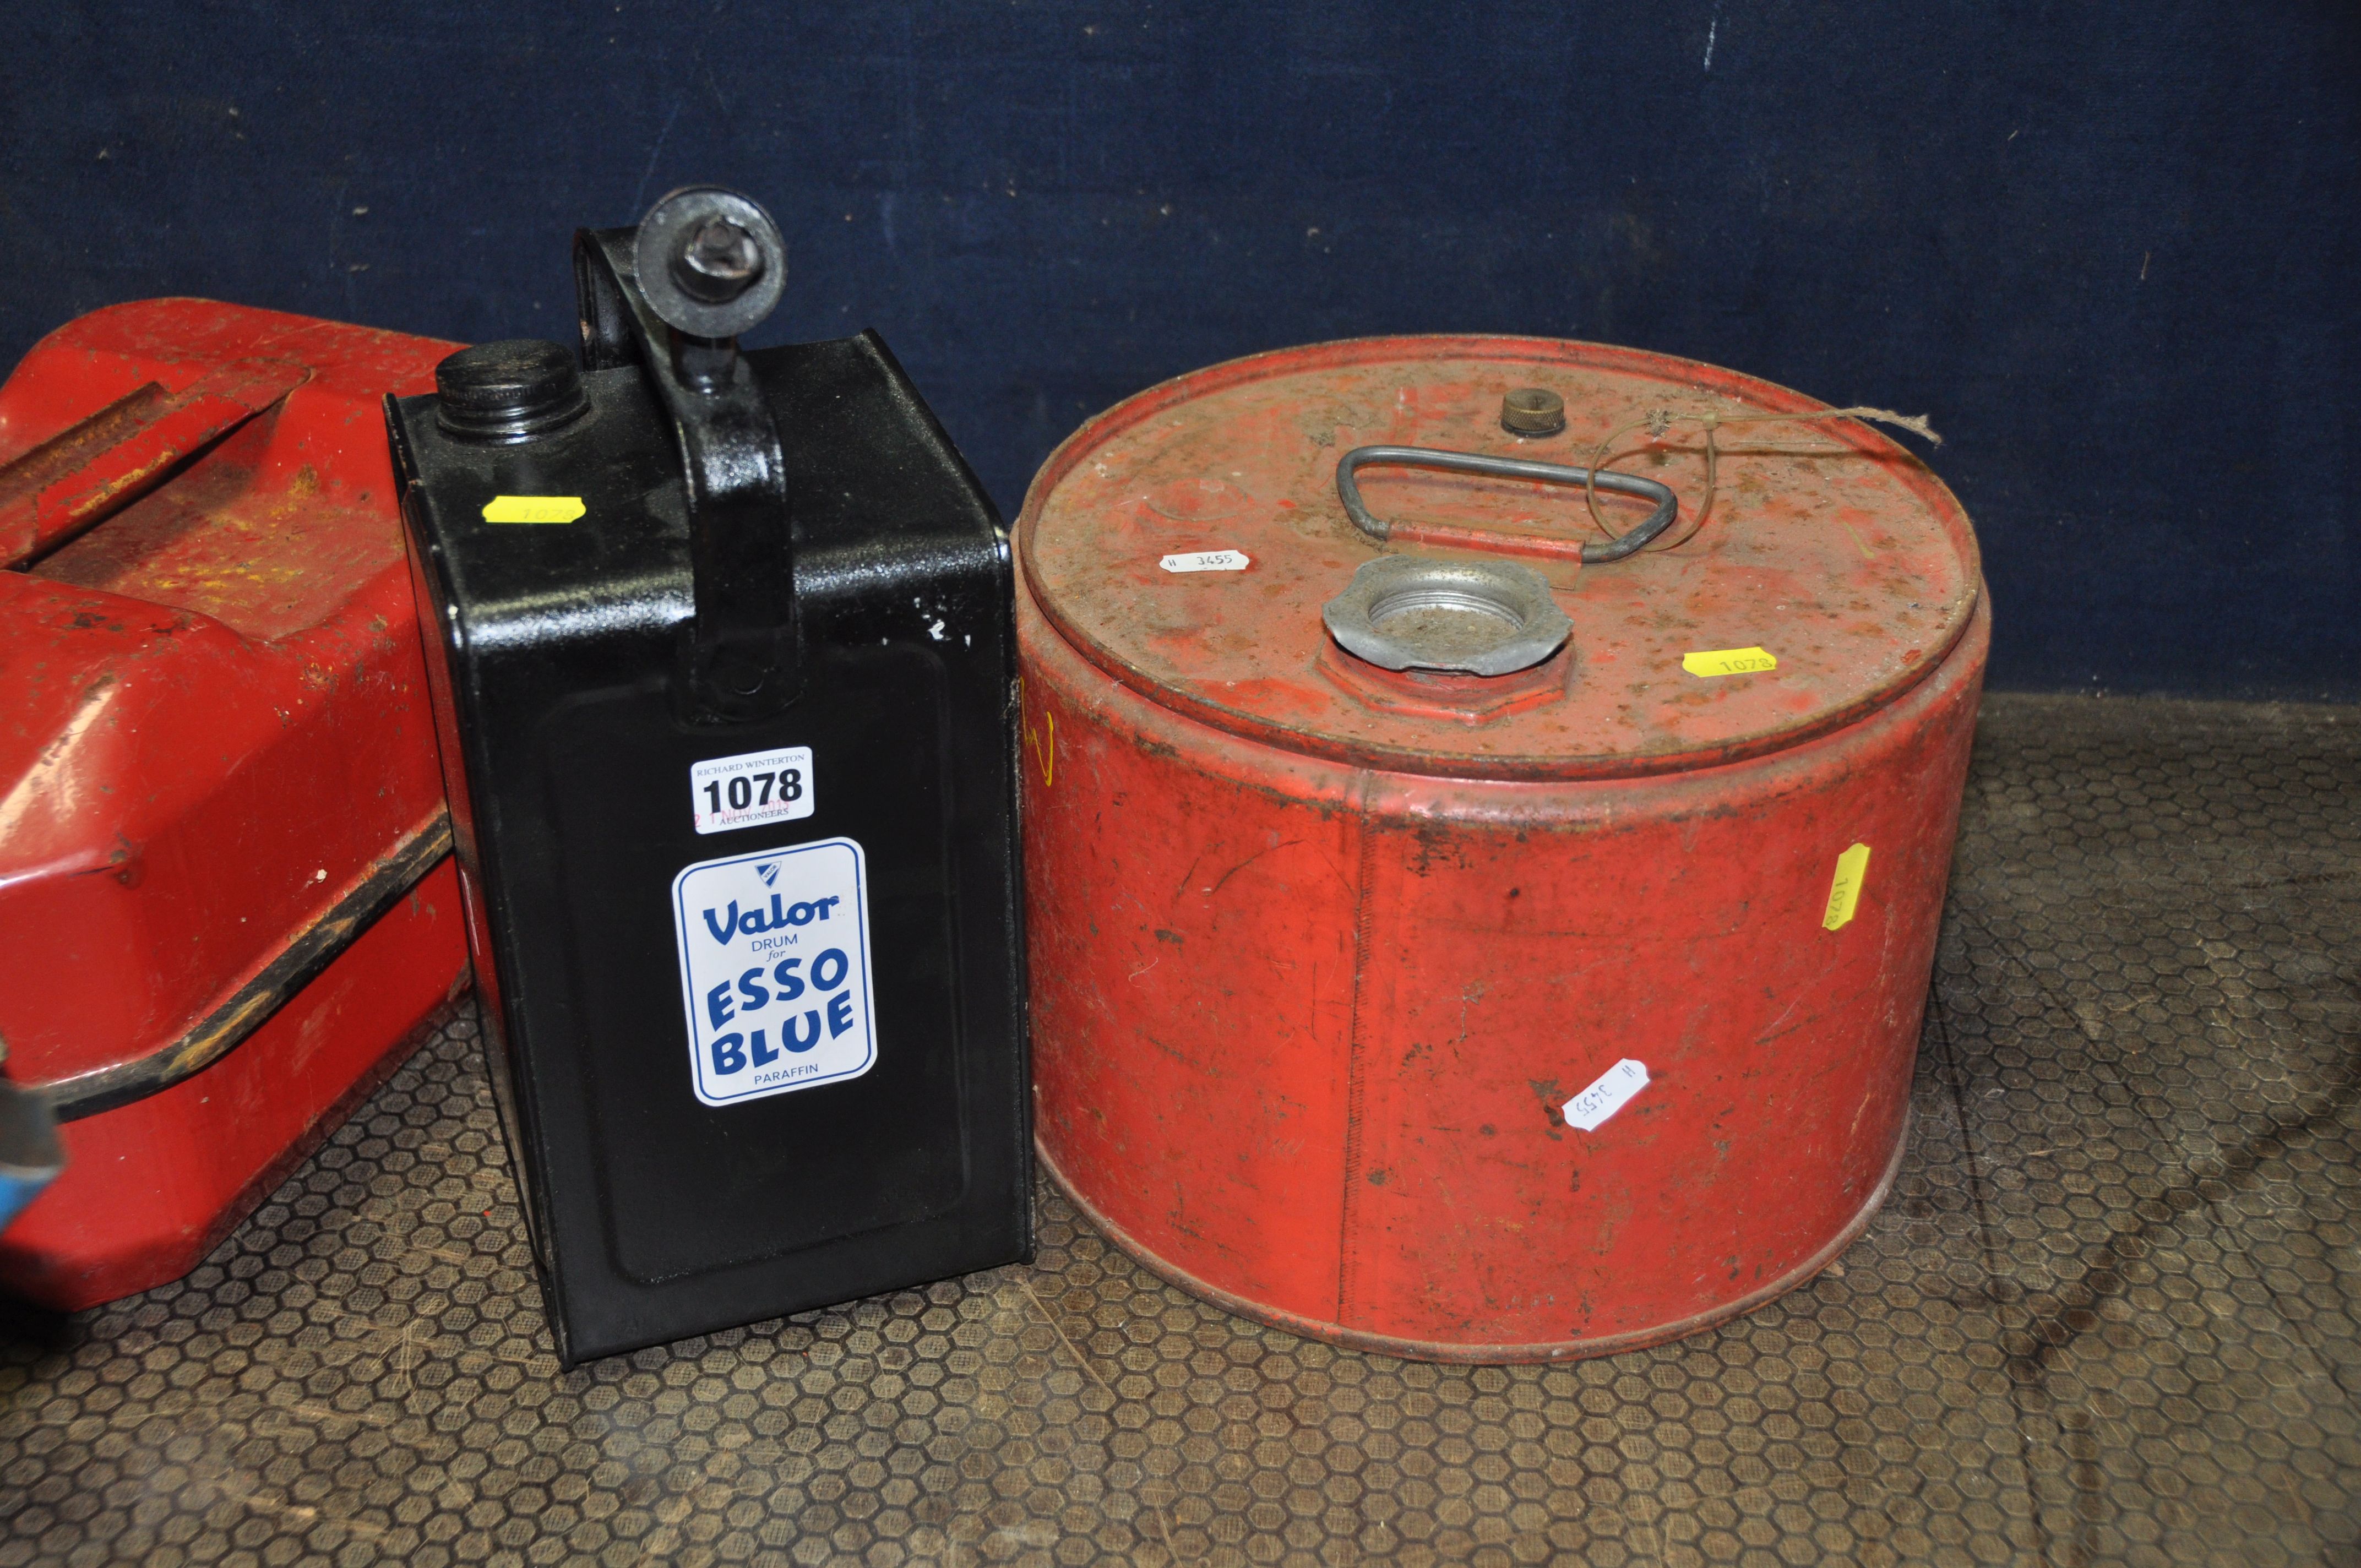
[1823,843,1872,931]
[1682,646,1778,677]
[481,495,585,525]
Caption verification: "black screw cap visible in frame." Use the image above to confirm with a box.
[1501,387,1567,438]
[434,340,589,443]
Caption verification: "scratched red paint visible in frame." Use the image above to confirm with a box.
[1020,335,1987,1360]
[0,301,468,1308]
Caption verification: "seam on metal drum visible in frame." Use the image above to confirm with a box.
[1336,772,1379,1327]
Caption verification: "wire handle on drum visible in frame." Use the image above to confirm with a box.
[1335,446,1679,565]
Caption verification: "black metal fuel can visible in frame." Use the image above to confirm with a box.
[384,188,1030,1364]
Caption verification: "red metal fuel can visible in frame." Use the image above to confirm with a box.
[1019,336,1986,1361]
[0,301,469,1308]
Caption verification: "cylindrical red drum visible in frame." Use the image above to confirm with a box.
[1019,336,1985,1361]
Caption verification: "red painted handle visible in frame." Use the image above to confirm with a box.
[0,358,312,569]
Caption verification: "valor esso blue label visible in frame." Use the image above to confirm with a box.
[671,837,877,1107]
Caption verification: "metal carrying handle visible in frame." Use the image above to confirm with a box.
[1335,445,1679,565]
[574,186,801,722]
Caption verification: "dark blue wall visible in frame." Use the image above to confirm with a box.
[7,3,2355,698]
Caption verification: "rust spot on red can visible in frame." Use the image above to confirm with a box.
[1020,335,1986,1362]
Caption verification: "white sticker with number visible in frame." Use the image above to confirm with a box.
[1563,1059,1650,1132]
[1158,549,1250,573]
[691,746,814,835]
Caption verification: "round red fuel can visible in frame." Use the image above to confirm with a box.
[1018,335,1986,1362]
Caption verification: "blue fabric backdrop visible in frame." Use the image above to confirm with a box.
[5,2,2354,696]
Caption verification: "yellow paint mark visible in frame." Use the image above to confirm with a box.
[481,495,584,525]
[1839,520,1877,559]
[1682,646,1778,678]
[1024,707,1055,788]
[1823,843,1872,930]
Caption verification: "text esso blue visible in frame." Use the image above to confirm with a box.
[670,837,877,1107]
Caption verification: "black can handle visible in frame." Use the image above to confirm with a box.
[575,187,802,722]
[1336,445,1679,564]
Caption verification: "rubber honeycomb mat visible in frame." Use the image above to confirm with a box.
[2,693,2357,1568]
